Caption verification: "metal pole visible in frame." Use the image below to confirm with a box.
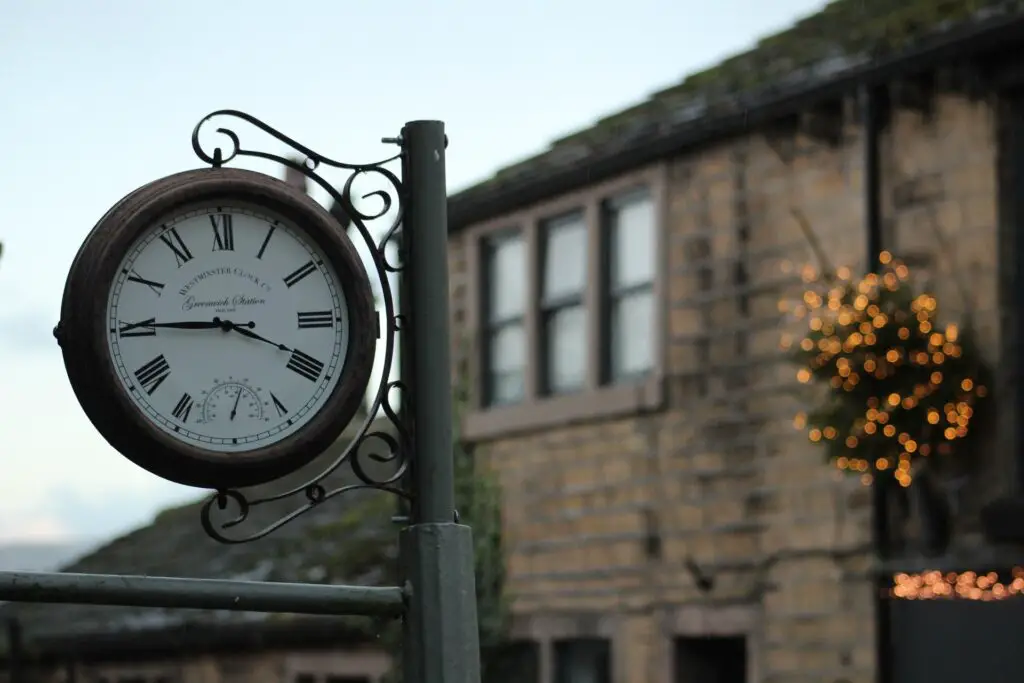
[404,120,457,527]
[399,120,482,683]
[862,83,893,683]
[0,571,403,617]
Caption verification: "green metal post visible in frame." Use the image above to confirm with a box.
[399,120,482,683]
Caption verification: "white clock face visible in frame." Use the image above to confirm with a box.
[105,202,351,454]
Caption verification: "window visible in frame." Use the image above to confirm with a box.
[555,639,611,683]
[674,635,747,682]
[483,231,527,406]
[485,640,541,683]
[466,167,665,438]
[603,190,656,382]
[541,211,588,394]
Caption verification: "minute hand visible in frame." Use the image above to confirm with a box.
[229,324,291,352]
[117,319,223,333]
[148,321,224,329]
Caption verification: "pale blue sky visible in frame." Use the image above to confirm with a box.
[0,0,825,544]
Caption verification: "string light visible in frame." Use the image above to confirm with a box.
[785,252,990,487]
[892,569,1024,601]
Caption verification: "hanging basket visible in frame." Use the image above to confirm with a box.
[787,253,990,487]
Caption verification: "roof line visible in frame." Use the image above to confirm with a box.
[447,11,1024,230]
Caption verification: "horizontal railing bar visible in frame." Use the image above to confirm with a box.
[0,571,405,617]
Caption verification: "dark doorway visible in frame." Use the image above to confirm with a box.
[674,636,747,683]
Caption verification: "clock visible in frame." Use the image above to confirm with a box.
[55,167,377,490]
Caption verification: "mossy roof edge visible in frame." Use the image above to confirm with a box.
[447,0,1024,229]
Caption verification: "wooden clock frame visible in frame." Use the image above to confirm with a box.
[54,167,377,490]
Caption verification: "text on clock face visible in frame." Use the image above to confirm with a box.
[104,204,352,453]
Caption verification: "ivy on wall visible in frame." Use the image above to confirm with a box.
[787,252,990,487]
[382,380,511,682]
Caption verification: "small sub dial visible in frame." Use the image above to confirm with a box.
[200,378,265,423]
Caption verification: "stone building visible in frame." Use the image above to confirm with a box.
[444,1,1024,682]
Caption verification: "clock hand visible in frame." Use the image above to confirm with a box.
[219,320,292,352]
[153,321,225,329]
[229,387,243,421]
[118,319,224,333]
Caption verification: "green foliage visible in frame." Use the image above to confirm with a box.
[451,382,510,662]
[380,383,509,682]
[790,257,990,485]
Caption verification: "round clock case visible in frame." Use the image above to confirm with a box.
[56,167,376,490]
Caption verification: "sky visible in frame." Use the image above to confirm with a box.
[0,0,826,545]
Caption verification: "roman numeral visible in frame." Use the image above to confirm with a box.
[134,355,171,395]
[210,213,234,251]
[171,393,194,422]
[256,224,276,259]
[270,392,288,416]
[296,311,334,329]
[283,261,317,288]
[159,227,194,267]
[118,318,156,338]
[285,349,324,382]
[124,269,165,296]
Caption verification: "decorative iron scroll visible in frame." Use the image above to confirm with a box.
[191,110,411,544]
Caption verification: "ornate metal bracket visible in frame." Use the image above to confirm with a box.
[191,110,411,544]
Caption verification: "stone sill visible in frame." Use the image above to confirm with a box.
[463,375,664,442]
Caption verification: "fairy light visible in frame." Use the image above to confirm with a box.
[892,568,1024,601]
[786,253,990,487]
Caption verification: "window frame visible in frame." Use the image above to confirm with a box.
[480,228,529,407]
[539,210,590,396]
[600,188,659,385]
[464,163,667,440]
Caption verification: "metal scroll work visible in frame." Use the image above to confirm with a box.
[191,109,411,544]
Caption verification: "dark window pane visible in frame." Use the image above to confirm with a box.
[484,641,541,683]
[610,290,653,378]
[488,322,526,404]
[555,639,611,683]
[674,636,747,683]
[608,193,654,289]
[542,212,587,302]
[544,304,586,393]
[487,234,525,321]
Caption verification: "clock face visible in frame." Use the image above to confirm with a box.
[104,202,351,454]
